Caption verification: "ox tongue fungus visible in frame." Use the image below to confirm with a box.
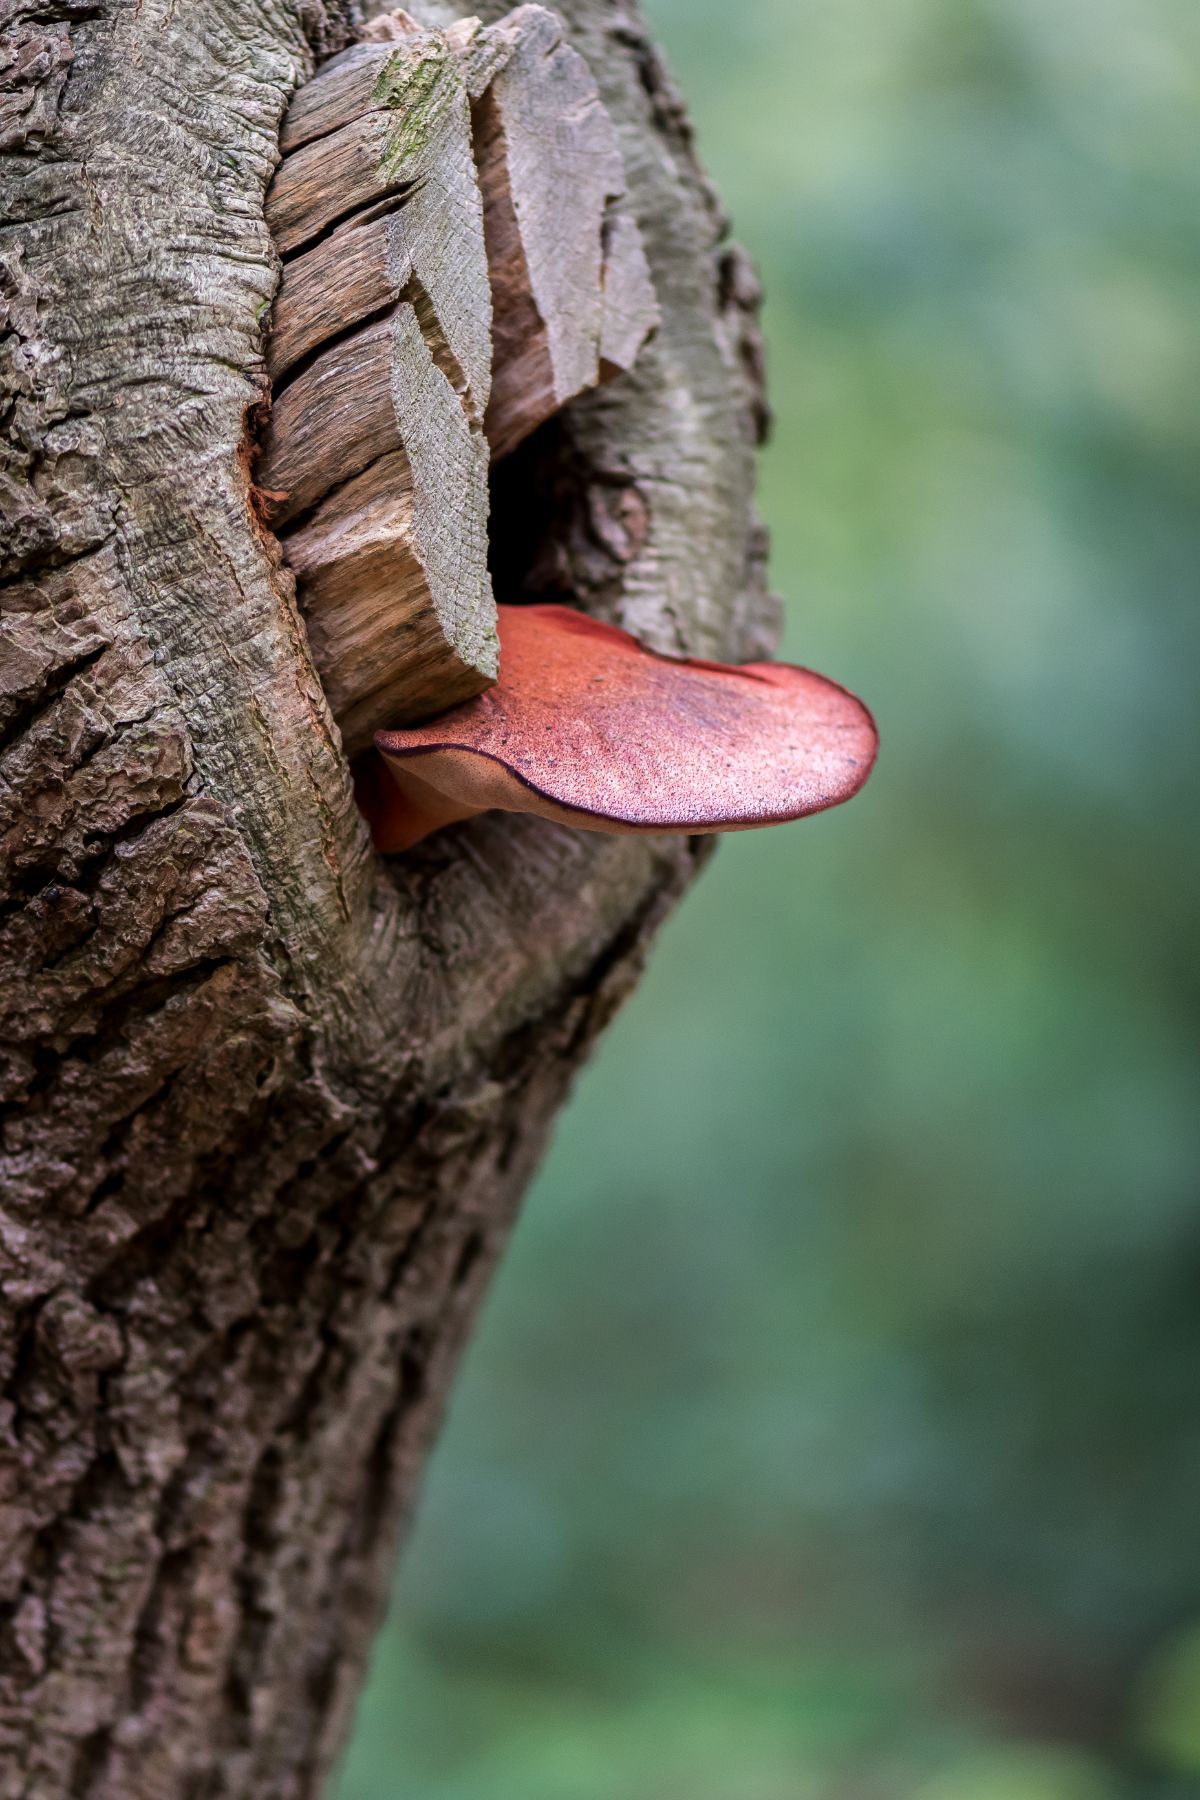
[366,604,877,853]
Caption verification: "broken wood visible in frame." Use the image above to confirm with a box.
[262,25,497,748]
[458,6,658,457]
[285,424,495,757]
[260,5,658,753]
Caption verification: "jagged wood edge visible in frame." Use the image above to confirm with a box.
[261,7,660,749]
[260,29,498,750]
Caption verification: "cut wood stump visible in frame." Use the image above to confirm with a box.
[260,5,658,754]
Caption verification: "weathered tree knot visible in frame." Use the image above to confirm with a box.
[260,6,877,860]
[260,4,659,756]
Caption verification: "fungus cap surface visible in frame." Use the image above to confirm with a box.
[373,603,877,843]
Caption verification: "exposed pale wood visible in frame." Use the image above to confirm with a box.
[287,450,493,755]
[262,23,497,742]
[265,198,399,386]
[262,298,495,743]
[361,8,426,41]
[260,6,659,757]
[285,450,494,756]
[459,5,660,457]
[279,41,391,153]
[278,37,418,155]
[268,30,493,403]
[262,311,400,527]
[268,109,406,257]
[281,361,496,757]
[267,8,660,440]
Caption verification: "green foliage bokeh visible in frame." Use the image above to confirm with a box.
[337,2,1200,1794]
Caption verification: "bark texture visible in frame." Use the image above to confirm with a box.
[0,0,775,1793]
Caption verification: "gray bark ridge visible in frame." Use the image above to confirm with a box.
[0,0,774,1794]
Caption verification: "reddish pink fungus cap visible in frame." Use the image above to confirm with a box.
[368,604,877,851]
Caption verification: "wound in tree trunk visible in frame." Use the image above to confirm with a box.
[460,5,658,458]
[261,26,498,753]
[260,5,658,754]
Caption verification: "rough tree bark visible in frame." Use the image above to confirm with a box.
[0,0,775,1793]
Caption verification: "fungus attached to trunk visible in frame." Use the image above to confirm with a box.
[366,604,877,851]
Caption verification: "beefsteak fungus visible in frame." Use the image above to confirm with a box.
[365,604,877,851]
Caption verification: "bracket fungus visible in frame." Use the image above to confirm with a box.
[365,604,878,852]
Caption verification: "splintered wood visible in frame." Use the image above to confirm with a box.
[457,6,658,458]
[263,28,496,753]
[261,6,657,752]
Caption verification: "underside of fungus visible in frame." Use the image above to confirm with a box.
[366,605,877,851]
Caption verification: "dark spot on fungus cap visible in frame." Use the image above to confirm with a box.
[369,604,877,851]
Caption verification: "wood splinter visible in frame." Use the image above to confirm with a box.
[260,5,659,756]
[461,4,659,458]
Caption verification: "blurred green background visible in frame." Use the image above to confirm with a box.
[337,2,1200,1795]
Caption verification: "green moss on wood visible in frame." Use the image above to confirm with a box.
[372,44,461,180]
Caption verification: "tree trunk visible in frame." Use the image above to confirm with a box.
[0,0,773,1792]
